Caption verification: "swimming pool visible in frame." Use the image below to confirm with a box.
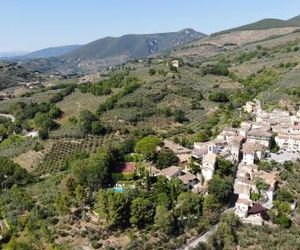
[113,187,125,193]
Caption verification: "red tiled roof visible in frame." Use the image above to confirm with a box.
[113,162,136,173]
[161,166,181,177]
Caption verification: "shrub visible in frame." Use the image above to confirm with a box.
[149,68,156,76]
[275,215,291,228]
[202,62,229,76]
[173,109,187,123]
[208,91,229,102]
[156,148,179,169]
[135,136,161,160]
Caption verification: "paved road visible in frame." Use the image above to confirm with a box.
[178,208,233,250]
[179,224,218,250]
[0,113,15,122]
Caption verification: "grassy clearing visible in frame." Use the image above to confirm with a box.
[13,149,45,172]
[56,89,107,123]
[0,89,59,112]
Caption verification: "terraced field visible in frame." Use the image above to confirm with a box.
[35,137,103,175]
[0,89,60,112]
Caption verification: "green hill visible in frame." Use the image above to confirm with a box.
[64,29,205,61]
[19,45,82,59]
[0,62,39,90]
[213,15,300,36]
[288,14,300,24]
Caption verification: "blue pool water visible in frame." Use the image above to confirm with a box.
[113,187,125,193]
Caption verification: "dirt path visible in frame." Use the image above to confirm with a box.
[178,224,218,250]
[0,113,15,122]
[178,208,233,250]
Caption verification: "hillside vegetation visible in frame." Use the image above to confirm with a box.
[1,18,300,250]
[213,15,300,35]
[0,62,39,90]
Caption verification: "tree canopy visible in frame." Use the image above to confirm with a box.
[134,136,161,160]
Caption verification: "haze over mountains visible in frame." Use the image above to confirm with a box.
[64,29,205,60]
[1,13,300,77]
[0,29,205,74]
[16,45,82,60]
[0,45,81,60]
[0,51,28,59]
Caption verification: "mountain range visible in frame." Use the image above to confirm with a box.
[1,14,300,78]
[0,51,28,59]
[17,45,82,60]
[0,45,81,60]
[64,29,205,61]
[213,15,300,35]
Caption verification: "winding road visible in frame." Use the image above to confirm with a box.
[178,208,233,250]
[0,113,16,122]
[178,224,218,250]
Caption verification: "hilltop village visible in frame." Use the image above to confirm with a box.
[2,8,300,248]
[150,99,299,226]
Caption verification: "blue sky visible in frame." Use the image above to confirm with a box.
[1,0,300,52]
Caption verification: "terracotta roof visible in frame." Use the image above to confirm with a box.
[213,138,227,145]
[194,142,208,149]
[230,135,245,146]
[253,171,277,186]
[277,134,300,141]
[178,173,197,184]
[163,139,191,154]
[161,166,181,178]
[248,203,266,214]
[149,165,161,175]
[247,129,272,138]
[242,143,255,155]
[223,127,239,133]
[113,162,136,173]
[277,134,290,140]
[242,142,264,155]
[192,148,207,158]
[235,176,252,185]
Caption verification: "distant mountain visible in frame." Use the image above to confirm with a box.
[0,62,39,90]
[64,29,206,61]
[288,15,300,24]
[21,29,205,74]
[16,45,82,60]
[0,51,28,59]
[213,15,300,35]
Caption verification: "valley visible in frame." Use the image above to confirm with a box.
[1,10,300,250]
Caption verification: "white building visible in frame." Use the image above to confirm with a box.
[192,142,208,159]
[201,153,217,182]
[242,142,265,166]
[229,136,244,163]
[275,134,300,152]
[171,59,180,68]
[235,198,250,218]
[217,127,239,142]
[239,121,252,137]
[25,130,39,138]
[247,129,272,148]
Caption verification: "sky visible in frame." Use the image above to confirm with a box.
[1,0,300,52]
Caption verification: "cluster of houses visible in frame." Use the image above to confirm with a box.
[148,99,299,225]
[245,100,300,152]
[150,139,204,192]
